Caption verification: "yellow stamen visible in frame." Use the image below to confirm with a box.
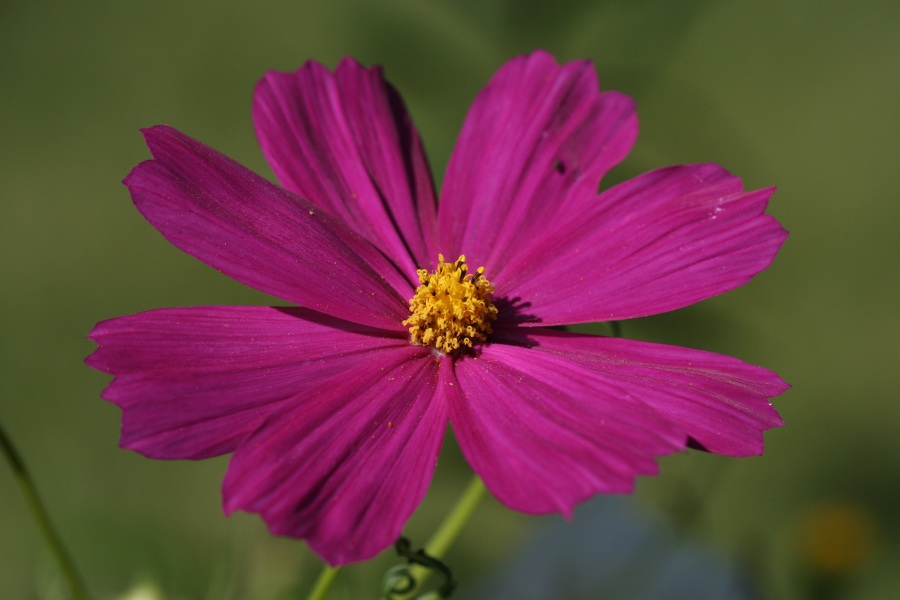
[403,254,498,354]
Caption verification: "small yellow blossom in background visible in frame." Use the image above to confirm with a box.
[798,502,876,573]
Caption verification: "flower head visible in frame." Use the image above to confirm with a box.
[87,51,789,566]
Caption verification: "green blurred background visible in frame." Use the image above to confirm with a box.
[2,0,898,598]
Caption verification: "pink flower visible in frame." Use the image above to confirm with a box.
[87,51,788,566]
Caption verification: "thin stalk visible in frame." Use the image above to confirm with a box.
[305,475,486,600]
[305,565,342,600]
[399,475,486,599]
[422,475,486,559]
[0,421,89,600]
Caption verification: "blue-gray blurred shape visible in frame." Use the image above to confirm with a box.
[462,496,754,600]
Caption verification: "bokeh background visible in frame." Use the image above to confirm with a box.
[2,0,898,598]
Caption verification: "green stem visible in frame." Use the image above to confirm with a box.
[400,475,487,599]
[305,565,342,600]
[0,421,89,600]
[423,475,486,558]
[305,475,487,600]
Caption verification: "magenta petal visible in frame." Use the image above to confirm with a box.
[448,342,685,516]
[494,327,789,456]
[222,345,448,566]
[86,306,406,459]
[438,50,637,271]
[124,125,412,330]
[495,164,788,325]
[253,58,438,278]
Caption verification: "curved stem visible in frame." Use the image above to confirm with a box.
[0,421,90,600]
[399,475,487,599]
[423,475,486,558]
[307,475,487,600]
[305,565,342,600]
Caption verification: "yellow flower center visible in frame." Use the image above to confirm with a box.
[403,254,498,354]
